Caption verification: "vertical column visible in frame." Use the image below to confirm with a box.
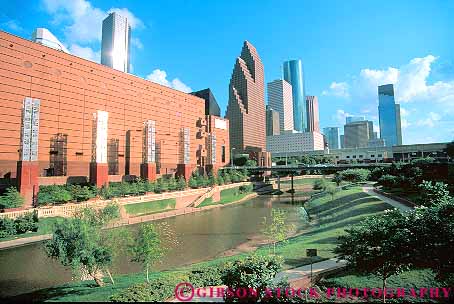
[90,110,109,188]
[177,127,192,181]
[17,98,40,208]
[206,134,218,176]
[140,120,157,181]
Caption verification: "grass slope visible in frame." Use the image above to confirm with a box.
[197,187,253,208]
[123,198,176,216]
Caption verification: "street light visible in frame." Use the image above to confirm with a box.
[230,147,236,168]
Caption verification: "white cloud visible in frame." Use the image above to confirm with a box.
[416,112,441,128]
[1,20,23,32]
[333,109,350,125]
[146,69,192,93]
[41,0,144,57]
[131,37,143,49]
[69,44,100,62]
[322,82,350,98]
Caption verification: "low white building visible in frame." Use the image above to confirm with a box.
[266,131,324,153]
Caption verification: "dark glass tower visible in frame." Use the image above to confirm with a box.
[378,84,402,146]
[283,59,306,132]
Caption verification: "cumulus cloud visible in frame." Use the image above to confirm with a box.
[333,109,350,125]
[146,69,192,93]
[69,44,100,62]
[1,20,24,32]
[322,82,350,98]
[41,0,144,62]
[416,112,441,128]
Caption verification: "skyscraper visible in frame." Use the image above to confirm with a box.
[101,12,131,73]
[340,135,345,149]
[323,127,339,149]
[344,120,373,148]
[226,41,266,153]
[267,79,293,132]
[306,96,320,132]
[378,84,402,146]
[283,59,306,131]
[346,115,365,124]
[266,106,280,136]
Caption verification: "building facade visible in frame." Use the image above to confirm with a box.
[226,41,266,153]
[190,88,221,117]
[267,79,293,132]
[346,115,365,123]
[344,121,373,148]
[266,131,324,154]
[323,127,339,149]
[305,95,320,132]
[283,59,306,132]
[378,84,402,146]
[0,31,229,206]
[101,12,131,73]
[31,28,70,54]
[266,105,280,136]
[340,135,345,149]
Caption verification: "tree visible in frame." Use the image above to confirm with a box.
[245,159,257,167]
[333,173,343,187]
[130,223,164,283]
[338,168,370,183]
[188,175,198,189]
[261,209,295,255]
[335,210,412,303]
[0,187,24,210]
[45,217,112,286]
[313,178,327,191]
[326,184,338,201]
[176,177,186,191]
[418,180,452,206]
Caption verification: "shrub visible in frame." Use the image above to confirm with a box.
[377,174,399,189]
[154,179,163,193]
[208,174,216,187]
[144,181,155,193]
[167,178,177,191]
[14,212,38,234]
[38,185,72,205]
[189,264,225,288]
[188,176,198,189]
[370,167,386,181]
[217,175,224,185]
[110,273,189,302]
[313,178,327,190]
[338,168,370,183]
[0,187,24,209]
[160,179,169,192]
[239,184,253,194]
[68,185,96,202]
[0,217,16,238]
[223,173,231,184]
[417,180,452,207]
[176,177,186,191]
[196,175,206,188]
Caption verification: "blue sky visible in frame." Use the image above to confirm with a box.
[1,0,453,144]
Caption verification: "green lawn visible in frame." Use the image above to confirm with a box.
[0,217,63,242]
[12,186,398,302]
[280,177,320,185]
[123,198,176,216]
[197,187,253,208]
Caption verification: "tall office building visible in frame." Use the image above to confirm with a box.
[346,115,365,124]
[323,127,339,149]
[266,106,280,136]
[344,121,373,148]
[306,96,320,132]
[267,79,293,132]
[340,135,345,149]
[226,41,266,153]
[283,59,306,131]
[101,12,131,73]
[378,84,402,146]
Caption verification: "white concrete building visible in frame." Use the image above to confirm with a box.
[267,80,294,132]
[101,12,131,73]
[31,28,70,53]
[266,131,324,153]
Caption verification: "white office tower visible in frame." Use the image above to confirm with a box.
[267,79,294,132]
[101,12,131,73]
[31,28,70,53]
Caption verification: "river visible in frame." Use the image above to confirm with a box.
[0,191,307,298]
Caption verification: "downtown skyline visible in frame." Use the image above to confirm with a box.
[1,0,453,145]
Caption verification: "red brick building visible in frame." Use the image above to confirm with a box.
[0,31,229,207]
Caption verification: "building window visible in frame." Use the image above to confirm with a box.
[353,155,356,158]
[378,154,382,157]
[346,156,350,159]
[221,145,226,163]
[371,154,375,158]
[359,155,363,158]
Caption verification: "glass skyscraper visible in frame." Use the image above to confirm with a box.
[283,60,306,132]
[101,12,131,73]
[323,127,339,149]
[378,84,402,146]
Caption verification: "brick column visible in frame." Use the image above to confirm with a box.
[90,162,109,188]
[140,163,157,181]
[205,164,219,176]
[176,164,193,181]
[16,161,39,208]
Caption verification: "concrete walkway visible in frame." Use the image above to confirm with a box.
[0,234,52,250]
[362,186,413,212]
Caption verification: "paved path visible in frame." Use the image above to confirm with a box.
[0,234,52,250]
[362,186,413,212]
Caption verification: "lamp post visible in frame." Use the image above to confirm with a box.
[230,147,236,168]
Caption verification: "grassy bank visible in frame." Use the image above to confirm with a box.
[123,198,176,216]
[197,186,253,208]
[0,217,63,242]
[11,184,398,302]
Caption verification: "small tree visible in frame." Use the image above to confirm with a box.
[313,178,327,191]
[208,174,216,187]
[217,174,224,185]
[188,175,198,189]
[176,177,186,191]
[130,223,164,282]
[335,210,412,303]
[261,209,295,255]
[326,184,338,201]
[333,173,343,186]
[418,180,452,206]
[167,177,177,191]
[0,187,24,210]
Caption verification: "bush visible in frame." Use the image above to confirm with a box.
[154,179,163,193]
[370,167,386,181]
[217,175,224,185]
[176,177,186,191]
[14,212,38,234]
[224,173,231,184]
[338,169,370,183]
[208,174,216,187]
[38,185,72,205]
[417,180,452,207]
[188,176,198,189]
[377,174,400,189]
[167,178,177,191]
[0,187,24,209]
[189,264,225,288]
[68,185,96,202]
[313,178,327,190]
[110,273,189,302]
[0,217,16,238]
[144,181,155,193]
[239,184,253,194]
